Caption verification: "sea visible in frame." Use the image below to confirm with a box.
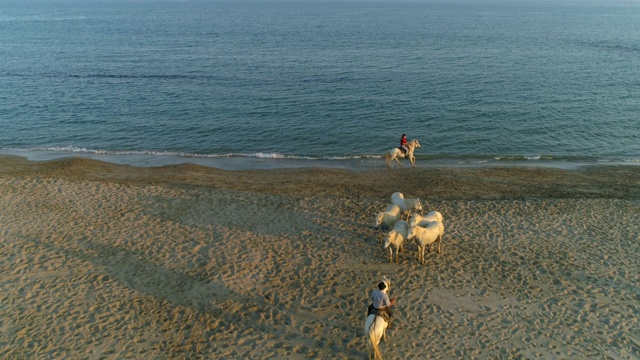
[1,0,639,170]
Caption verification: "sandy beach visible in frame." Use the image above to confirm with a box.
[0,154,638,359]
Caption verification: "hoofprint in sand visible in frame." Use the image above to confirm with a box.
[0,159,638,359]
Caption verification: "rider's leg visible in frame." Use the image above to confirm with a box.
[401,146,409,159]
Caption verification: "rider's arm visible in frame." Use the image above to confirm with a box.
[382,293,394,308]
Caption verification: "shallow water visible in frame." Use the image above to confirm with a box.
[1,0,639,169]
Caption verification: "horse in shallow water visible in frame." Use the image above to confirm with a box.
[364,276,392,360]
[384,139,420,168]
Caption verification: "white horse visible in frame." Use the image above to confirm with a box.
[385,220,409,263]
[374,204,402,244]
[391,192,423,220]
[384,139,421,168]
[408,221,444,265]
[364,276,391,360]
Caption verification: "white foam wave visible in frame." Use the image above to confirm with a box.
[458,159,489,164]
[2,146,383,161]
[249,152,286,159]
[598,158,640,163]
[494,155,548,161]
[3,147,636,165]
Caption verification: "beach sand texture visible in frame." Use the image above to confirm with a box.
[0,155,638,359]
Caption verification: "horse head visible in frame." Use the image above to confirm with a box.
[383,232,392,249]
[374,212,384,229]
[408,225,418,239]
[414,199,423,213]
[381,276,391,293]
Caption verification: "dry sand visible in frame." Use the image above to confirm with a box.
[0,154,638,359]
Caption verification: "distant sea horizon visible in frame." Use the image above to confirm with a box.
[1,0,639,170]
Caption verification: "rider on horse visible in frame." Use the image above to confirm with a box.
[368,281,396,328]
[400,134,409,158]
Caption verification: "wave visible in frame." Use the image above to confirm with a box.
[0,16,88,22]
[0,146,383,161]
[2,146,638,167]
[1,72,242,82]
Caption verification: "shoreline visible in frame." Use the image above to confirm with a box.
[1,154,638,200]
[0,155,638,358]
[2,149,638,172]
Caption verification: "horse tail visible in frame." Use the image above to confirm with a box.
[369,316,383,360]
[384,151,391,168]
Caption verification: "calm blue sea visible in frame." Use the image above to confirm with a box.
[1,0,639,170]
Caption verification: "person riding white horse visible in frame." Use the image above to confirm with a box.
[385,137,420,168]
[367,281,396,329]
[364,277,396,359]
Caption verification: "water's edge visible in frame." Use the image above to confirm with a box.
[2,149,636,172]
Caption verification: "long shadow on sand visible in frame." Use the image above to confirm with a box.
[15,231,365,358]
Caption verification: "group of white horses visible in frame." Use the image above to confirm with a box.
[365,191,445,359]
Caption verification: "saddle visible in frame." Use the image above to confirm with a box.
[398,147,410,159]
[367,304,390,323]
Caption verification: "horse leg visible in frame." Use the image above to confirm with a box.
[437,235,442,254]
[388,247,393,263]
[394,156,403,166]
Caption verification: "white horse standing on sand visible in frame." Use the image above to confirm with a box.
[391,192,423,220]
[364,276,391,360]
[374,204,402,244]
[384,139,421,168]
[384,220,409,263]
[408,221,444,265]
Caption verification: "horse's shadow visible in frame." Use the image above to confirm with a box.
[14,233,288,345]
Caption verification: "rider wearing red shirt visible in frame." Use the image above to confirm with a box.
[400,134,409,158]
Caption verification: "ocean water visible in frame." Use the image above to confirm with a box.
[1,0,639,170]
